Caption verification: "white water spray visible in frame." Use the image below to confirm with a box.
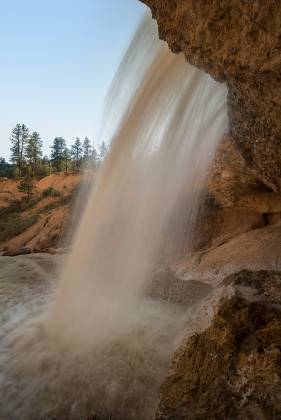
[0,14,228,420]
[48,14,228,346]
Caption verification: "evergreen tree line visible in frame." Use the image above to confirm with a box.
[0,123,108,178]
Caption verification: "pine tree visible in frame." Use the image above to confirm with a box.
[71,137,83,170]
[82,137,92,160]
[25,131,42,176]
[18,175,35,200]
[0,157,14,178]
[10,123,29,176]
[0,157,6,177]
[21,124,29,167]
[10,124,22,176]
[40,155,51,177]
[50,137,66,172]
[62,148,71,173]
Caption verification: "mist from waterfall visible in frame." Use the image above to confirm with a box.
[0,14,228,420]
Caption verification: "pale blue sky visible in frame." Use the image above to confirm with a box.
[0,0,147,159]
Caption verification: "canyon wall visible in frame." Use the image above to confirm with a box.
[141,0,281,193]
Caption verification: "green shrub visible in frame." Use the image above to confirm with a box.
[39,194,72,214]
[41,187,61,198]
[0,214,39,242]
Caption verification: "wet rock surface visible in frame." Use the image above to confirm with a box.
[193,203,266,252]
[156,269,281,420]
[141,0,281,191]
[147,267,212,306]
[207,136,272,208]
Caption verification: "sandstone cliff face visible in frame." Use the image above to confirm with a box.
[207,136,271,208]
[141,0,281,192]
[156,270,281,420]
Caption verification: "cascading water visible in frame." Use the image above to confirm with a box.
[0,13,228,420]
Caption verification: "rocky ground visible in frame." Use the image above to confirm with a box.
[156,270,281,420]
[154,206,281,419]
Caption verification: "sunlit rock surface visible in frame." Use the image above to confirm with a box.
[141,0,281,192]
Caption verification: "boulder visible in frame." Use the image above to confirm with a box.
[156,270,281,419]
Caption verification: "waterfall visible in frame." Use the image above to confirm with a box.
[0,13,228,420]
[48,14,227,346]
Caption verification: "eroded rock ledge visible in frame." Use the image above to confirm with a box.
[156,270,281,419]
[141,1,281,192]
